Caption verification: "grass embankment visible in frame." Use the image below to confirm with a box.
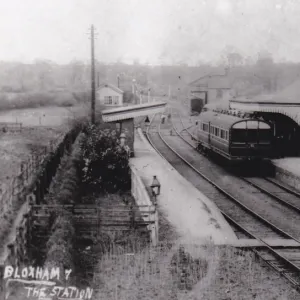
[0,128,67,255]
[93,206,299,300]
[30,124,137,290]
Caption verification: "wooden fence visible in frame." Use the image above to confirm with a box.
[0,207,32,299]
[29,204,156,235]
[0,124,84,300]
[0,122,22,133]
[0,132,64,220]
[0,123,83,221]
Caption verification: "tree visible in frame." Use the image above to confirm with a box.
[227,52,243,67]
[255,51,277,92]
[81,126,131,193]
[69,60,85,88]
[34,60,55,90]
[221,45,244,67]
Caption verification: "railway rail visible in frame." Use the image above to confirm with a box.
[174,110,300,217]
[145,112,300,291]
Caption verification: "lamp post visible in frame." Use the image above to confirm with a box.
[120,133,126,147]
[150,175,161,206]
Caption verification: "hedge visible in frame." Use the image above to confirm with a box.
[43,132,86,284]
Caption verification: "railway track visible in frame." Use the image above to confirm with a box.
[145,112,300,291]
[174,110,300,222]
[168,112,300,237]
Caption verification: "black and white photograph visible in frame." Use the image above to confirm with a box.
[1,0,300,299]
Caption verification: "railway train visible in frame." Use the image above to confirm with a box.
[194,110,274,161]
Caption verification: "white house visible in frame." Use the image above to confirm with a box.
[96,83,124,106]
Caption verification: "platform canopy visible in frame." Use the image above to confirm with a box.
[101,101,166,122]
[228,79,300,125]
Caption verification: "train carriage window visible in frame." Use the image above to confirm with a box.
[225,131,229,140]
[220,129,225,139]
[215,128,220,136]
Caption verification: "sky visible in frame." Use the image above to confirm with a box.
[1,0,300,65]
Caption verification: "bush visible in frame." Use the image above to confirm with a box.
[42,132,86,283]
[47,132,85,205]
[81,125,131,193]
[44,209,76,284]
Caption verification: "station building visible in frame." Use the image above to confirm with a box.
[97,83,124,106]
[188,69,232,114]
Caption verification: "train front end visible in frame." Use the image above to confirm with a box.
[229,120,273,160]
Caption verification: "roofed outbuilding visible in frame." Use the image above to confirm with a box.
[189,69,233,110]
[97,83,124,106]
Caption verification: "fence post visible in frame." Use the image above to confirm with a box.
[130,204,135,229]
[7,244,15,265]
[24,213,32,259]
[18,227,25,263]
[0,264,5,299]
[20,163,25,187]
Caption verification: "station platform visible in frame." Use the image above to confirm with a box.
[130,127,237,245]
[272,157,300,191]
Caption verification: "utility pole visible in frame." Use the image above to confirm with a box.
[117,74,120,88]
[90,24,96,124]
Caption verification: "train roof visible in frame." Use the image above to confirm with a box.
[199,110,271,130]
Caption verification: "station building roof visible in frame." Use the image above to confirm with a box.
[101,101,166,122]
[228,80,300,125]
[97,83,124,94]
[189,70,231,89]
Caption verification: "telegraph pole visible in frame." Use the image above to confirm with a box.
[90,25,96,124]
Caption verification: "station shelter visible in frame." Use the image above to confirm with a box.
[101,101,166,157]
[229,79,300,157]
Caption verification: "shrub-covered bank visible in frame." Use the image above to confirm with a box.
[81,125,131,194]
[43,133,86,273]
[28,123,139,294]
[29,132,86,276]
